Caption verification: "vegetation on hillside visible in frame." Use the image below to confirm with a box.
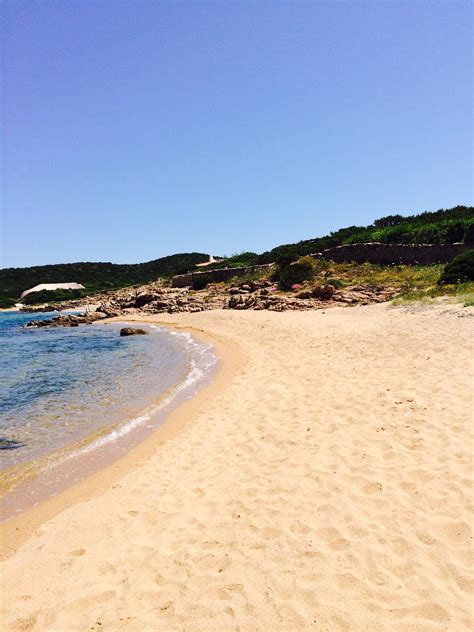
[277,257,317,290]
[257,205,473,264]
[193,206,473,273]
[0,253,209,307]
[202,252,260,271]
[281,259,474,305]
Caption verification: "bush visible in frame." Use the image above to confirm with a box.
[373,214,405,228]
[465,223,474,243]
[326,278,344,288]
[301,256,329,274]
[279,259,315,290]
[438,250,474,285]
[276,252,300,268]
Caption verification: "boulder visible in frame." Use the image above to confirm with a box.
[97,303,122,317]
[134,293,157,308]
[295,290,313,300]
[228,295,243,309]
[119,327,148,336]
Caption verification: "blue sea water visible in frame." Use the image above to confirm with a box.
[0,312,216,476]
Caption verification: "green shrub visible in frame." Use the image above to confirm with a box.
[279,259,315,290]
[465,223,474,243]
[438,250,474,285]
[276,252,300,268]
[326,278,344,288]
[302,256,329,274]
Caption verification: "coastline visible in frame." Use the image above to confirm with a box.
[0,320,219,521]
[1,304,473,631]
[0,321,240,556]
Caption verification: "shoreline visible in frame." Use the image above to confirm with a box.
[1,305,472,631]
[0,321,242,558]
[0,320,218,521]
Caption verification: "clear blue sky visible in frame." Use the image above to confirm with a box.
[1,1,472,268]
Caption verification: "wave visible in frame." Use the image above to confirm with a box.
[51,327,217,464]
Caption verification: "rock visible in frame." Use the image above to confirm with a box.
[228,295,243,309]
[119,327,148,336]
[97,303,122,317]
[144,300,171,311]
[26,313,100,328]
[20,305,57,313]
[134,293,157,308]
[312,284,336,300]
[295,290,313,300]
[333,293,357,303]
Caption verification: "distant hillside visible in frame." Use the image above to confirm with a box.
[1,205,472,307]
[0,253,209,307]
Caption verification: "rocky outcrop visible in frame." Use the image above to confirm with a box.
[226,282,399,311]
[332,285,399,304]
[20,305,58,313]
[25,275,401,327]
[134,293,157,308]
[26,312,108,328]
[312,284,336,300]
[120,327,148,336]
[228,291,313,311]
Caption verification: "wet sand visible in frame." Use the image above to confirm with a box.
[1,304,473,631]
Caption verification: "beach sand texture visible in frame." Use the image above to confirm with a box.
[1,304,473,631]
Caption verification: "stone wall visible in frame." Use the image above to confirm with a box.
[171,264,275,288]
[318,242,471,265]
[171,243,471,287]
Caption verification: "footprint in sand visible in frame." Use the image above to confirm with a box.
[362,481,383,494]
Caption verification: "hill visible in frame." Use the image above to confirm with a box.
[200,205,473,270]
[0,253,209,307]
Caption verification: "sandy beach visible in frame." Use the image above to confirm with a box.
[1,303,473,631]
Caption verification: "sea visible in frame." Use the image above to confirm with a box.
[0,311,217,518]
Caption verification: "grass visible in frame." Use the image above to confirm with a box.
[308,261,474,306]
[391,282,474,303]
[320,261,442,288]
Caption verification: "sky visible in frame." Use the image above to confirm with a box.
[1,1,472,268]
